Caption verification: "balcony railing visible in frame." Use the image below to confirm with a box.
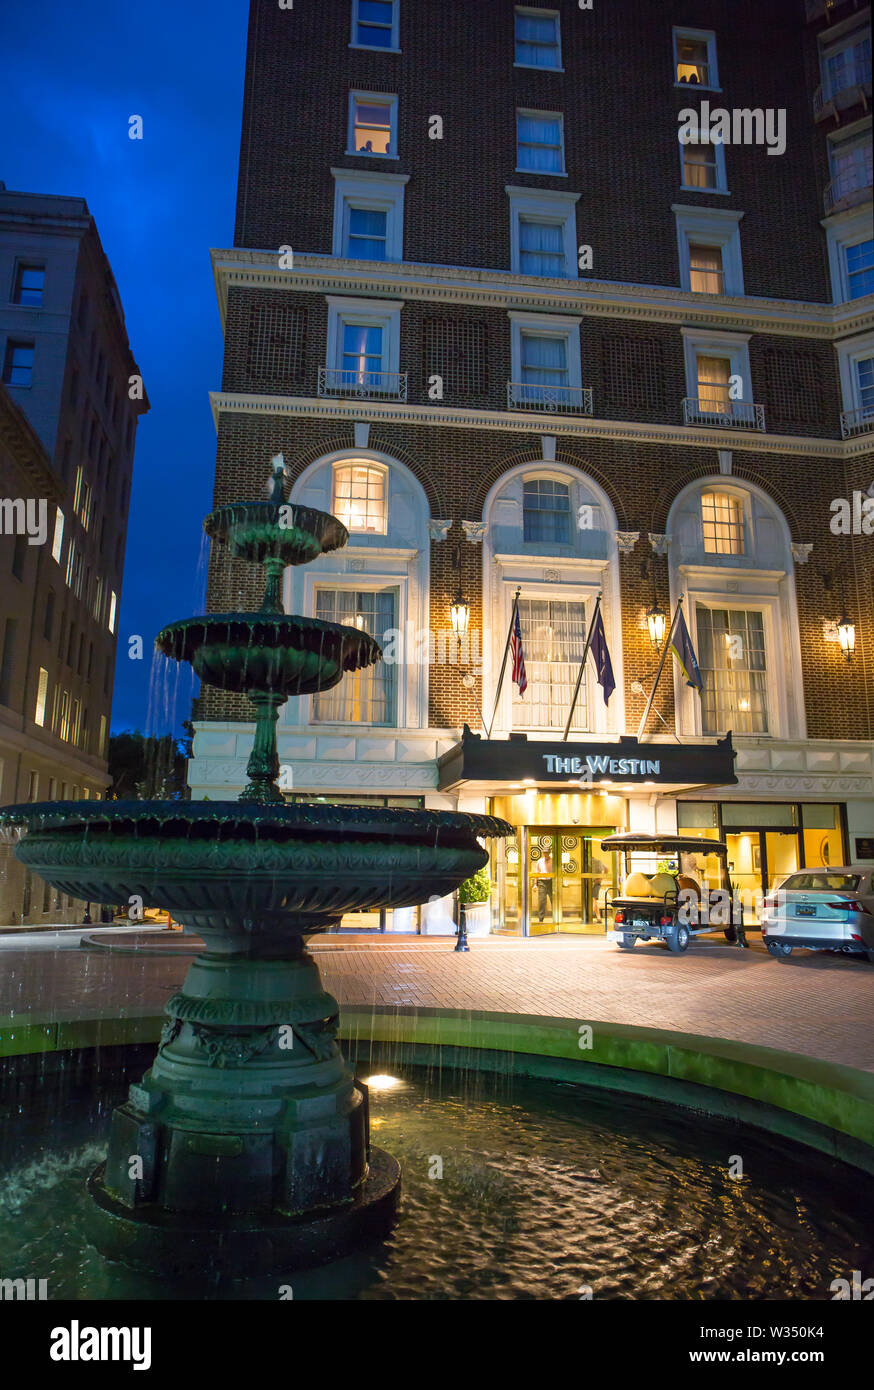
[317,367,407,402]
[813,60,873,119]
[824,164,873,214]
[682,397,766,432]
[507,381,594,415]
[840,405,874,438]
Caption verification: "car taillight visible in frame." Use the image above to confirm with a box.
[658,915,672,926]
[614,909,625,924]
[826,900,872,913]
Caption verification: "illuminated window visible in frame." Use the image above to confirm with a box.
[108,590,118,634]
[332,462,387,534]
[59,690,71,741]
[99,715,107,757]
[512,598,588,732]
[696,606,768,735]
[674,27,719,88]
[34,667,49,726]
[65,539,79,590]
[696,355,731,413]
[689,244,724,293]
[701,492,745,555]
[349,92,396,156]
[682,140,721,190]
[313,588,396,725]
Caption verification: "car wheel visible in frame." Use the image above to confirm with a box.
[665,922,690,954]
[766,941,793,959]
[723,925,737,943]
[617,934,637,950]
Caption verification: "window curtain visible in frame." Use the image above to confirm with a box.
[520,334,567,384]
[347,207,387,259]
[342,323,384,387]
[516,13,557,67]
[520,219,564,276]
[313,589,396,725]
[517,115,562,172]
[696,607,768,735]
[512,599,588,731]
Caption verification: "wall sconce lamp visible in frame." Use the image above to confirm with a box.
[837,614,856,661]
[449,547,470,647]
[642,559,666,650]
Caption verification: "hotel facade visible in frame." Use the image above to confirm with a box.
[193,0,874,935]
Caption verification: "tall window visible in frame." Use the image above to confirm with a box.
[3,341,35,386]
[857,355,874,416]
[696,355,731,413]
[516,112,564,173]
[689,244,724,293]
[845,239,874,299]
[0,618,17,706]
[65,539,79,591]
[345,207,388,259]
[13,265,45,306]
[515,9,561,69]
[701,492,745,555]
[519,219,565,276]
[352,0,397,50]
[512,598,588,732]
[313,588,396,725]
[342,323,384,389]
[51,509,64,564]
[34,668,49,727]
[523,478,571,544]
[108,591,118,634]
[823,28,872,100]
[520,331,568,403]
[675,35,709,85]
[829,133,873,198]
[332,462,387,534]
[696,607,768,735]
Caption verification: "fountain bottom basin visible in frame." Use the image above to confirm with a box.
[87,1148,401,1277]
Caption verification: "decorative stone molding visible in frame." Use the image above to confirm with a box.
[348,557,366,572]
[649,533,671,556]
[462,520,487,543]
[427,518,452,542]
[543,569,560,582]
[790,542,813,565]
[615,531,639,554]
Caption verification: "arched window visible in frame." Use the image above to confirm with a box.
[332,461,387,534]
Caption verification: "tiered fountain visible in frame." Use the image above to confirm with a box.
[0,458,510,1275]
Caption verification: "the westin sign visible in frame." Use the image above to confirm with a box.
[437,731,737,791]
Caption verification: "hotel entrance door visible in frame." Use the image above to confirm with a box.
[528,831,613,935]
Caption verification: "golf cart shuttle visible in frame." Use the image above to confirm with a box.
[600,833,746,954]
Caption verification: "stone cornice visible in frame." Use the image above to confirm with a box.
[209,390,870,460]
[210,248,874,342]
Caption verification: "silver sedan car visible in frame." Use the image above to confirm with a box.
[761,867,874,963]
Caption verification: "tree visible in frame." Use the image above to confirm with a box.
[108,731,189,800]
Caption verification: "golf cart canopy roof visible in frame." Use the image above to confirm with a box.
[599,833,728,855]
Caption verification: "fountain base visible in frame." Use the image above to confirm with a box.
[87,1149,401,1276]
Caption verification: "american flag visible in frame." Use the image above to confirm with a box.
[511,606,527,696]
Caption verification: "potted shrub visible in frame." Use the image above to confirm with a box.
[458,866,492,937]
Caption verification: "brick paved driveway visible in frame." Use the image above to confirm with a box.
[2,932,871,1071]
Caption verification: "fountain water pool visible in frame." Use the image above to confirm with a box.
[0,458,510,1273]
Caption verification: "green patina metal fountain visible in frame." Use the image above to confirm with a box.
[0,457,510,1274]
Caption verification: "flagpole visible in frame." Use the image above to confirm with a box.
[636,597,683,742]
[486,586,521,739]
[562,593,601,742]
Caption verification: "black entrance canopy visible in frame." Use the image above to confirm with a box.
[437,729,737,793]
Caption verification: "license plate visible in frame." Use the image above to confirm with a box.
[795,904,816,917]
[632,919,649,928]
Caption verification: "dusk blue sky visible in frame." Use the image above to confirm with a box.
[1,0,250,734]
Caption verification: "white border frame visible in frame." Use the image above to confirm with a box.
[325,294,403,377]
[672,25,721,92]
[330,168,409,261]
[680,326,753,405]
[506,185,580,279]
[346,90,399,159]
[350,0,400,53]
[514,6,563,73]
[672,204,745,295]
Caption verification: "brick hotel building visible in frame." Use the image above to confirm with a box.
[0,191,147,926]
[194,0,874,934]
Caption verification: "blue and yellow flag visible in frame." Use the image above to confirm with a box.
[670,609,704,693]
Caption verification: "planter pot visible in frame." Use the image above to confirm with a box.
[461,902,491,936]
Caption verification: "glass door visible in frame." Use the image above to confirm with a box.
[725,829,800,924]
[528,831,615,935]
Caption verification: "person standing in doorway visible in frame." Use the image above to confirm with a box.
[535,846,553,923]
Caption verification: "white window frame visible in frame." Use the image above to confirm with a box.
[823,205,874,302]
[506,186,580,279]
[672,204,744,295]
[681,327,753,407]
[835,329,874,413]
[331,169,409,261]
[673,25,721,92]
[826,120,873,192]
[325,296,402,380]
[346,90,398,159]
[350,0,400,53]
[310,581,401,727]
[521,470,575,547]
[678,131,729,195]
[819,21,872,103]
[691,600,775,738]
[508,311,583,390]
[699,486,751,558]
[515,108,566,176]
[514,7,563,72]
[331,459,389,536]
